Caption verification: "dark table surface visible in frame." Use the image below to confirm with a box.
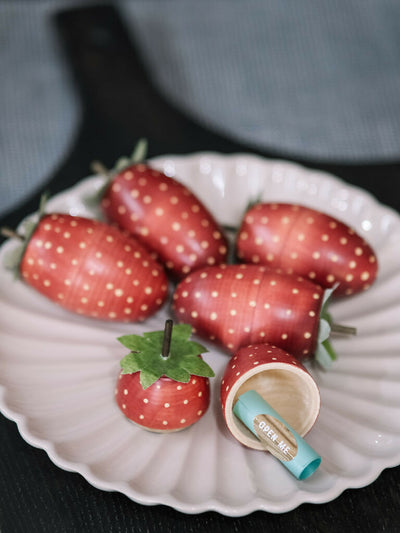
[1,5,400,532]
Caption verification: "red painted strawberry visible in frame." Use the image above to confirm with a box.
[92,141,229,279]
[172,264,350,367]
[2,211,168,321]
[236,202,378,297]
[220,343,321,449]
[115,320,214,432]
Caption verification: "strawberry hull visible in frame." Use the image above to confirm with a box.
[101,164,228,279]
[172,264,324,360]
[20,214,168,321]
[115,372,210,433]
[237,202,378,296]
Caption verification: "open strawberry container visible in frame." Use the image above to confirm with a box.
[220,343,321,452]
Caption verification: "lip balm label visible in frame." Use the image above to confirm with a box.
[253,414,298,462]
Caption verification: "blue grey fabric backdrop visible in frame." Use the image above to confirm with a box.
[2,0,400,217]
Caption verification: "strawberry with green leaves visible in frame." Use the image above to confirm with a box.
[172,264,353,368]
[115,320,214,432]
[236,202,378,297]
[92,141,229,279]
[2,205,168,322]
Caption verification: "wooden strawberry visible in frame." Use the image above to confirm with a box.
[2,208,168,322]
[92,140,229,279]
[236,202,378,297]
[172,264,353,367]
[115,320,214,432]
[220,343,321,450]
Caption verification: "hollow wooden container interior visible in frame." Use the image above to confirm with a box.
[221,344,321,451]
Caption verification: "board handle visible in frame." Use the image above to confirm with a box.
[53,4,249,157]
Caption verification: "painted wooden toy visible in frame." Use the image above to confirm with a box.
[172,263,354,368]
[236,202,378,297]
[220,343,321,452]
[115,320,214,433]
[92,140,229,280]
[1,201,169,322]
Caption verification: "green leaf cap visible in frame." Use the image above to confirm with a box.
[118,322,214,390]
[315,284,356,369]
[111,138,148,174]
[89,138,148,206]
[314,285,336,369]
[2,192,49,277]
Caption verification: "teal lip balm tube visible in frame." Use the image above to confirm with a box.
[233,390,321,480]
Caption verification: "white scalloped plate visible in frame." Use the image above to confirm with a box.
[1,153,400,516]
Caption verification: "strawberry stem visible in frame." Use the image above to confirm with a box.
[331,323,357,336]
[321,309,357,336]
[161,319,174,359]
[0,227,23,241]
[91,160,111,178]
[90,139,149,205]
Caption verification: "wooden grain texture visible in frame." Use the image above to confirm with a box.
[1,5,400,532]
